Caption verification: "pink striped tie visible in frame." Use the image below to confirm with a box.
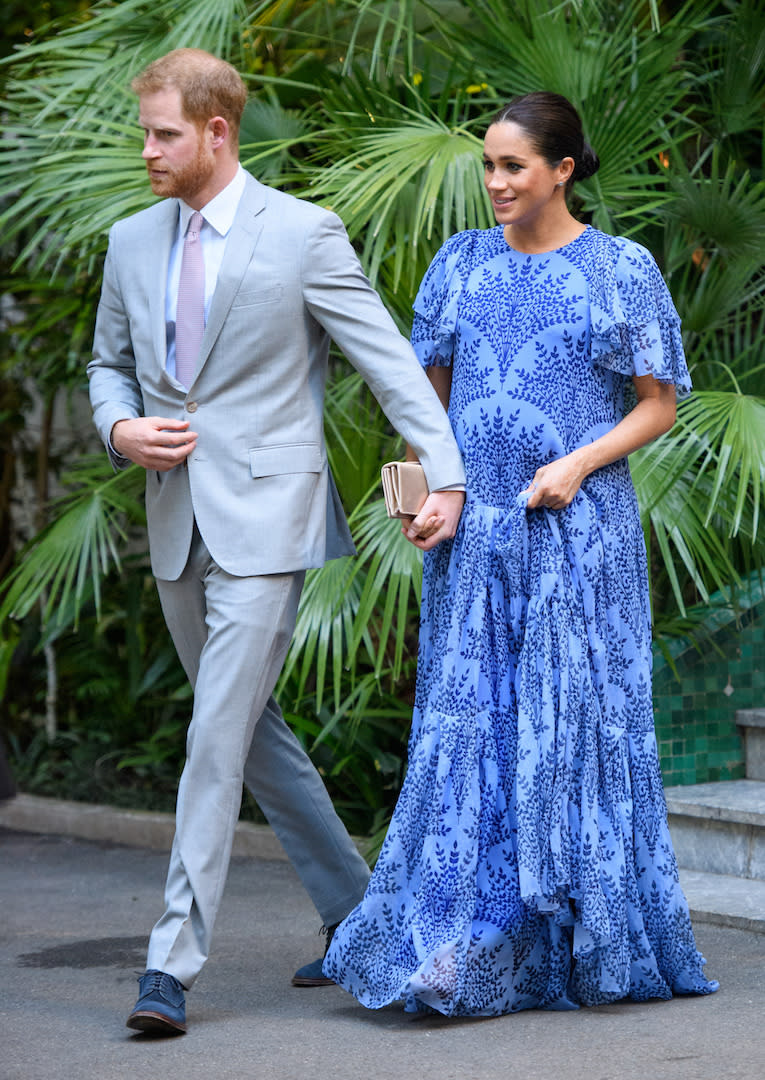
[175,211,205,388]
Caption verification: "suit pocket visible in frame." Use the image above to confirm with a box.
[231,285,282,309]
[249,443,323,478]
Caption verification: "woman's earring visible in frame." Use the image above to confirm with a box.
[557,181,565,187]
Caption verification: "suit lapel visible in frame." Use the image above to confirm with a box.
[195,174,267,375]
[147,199,180,375]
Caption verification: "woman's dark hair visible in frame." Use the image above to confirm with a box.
[488,92,599,186]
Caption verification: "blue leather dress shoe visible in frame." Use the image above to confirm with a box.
[126,969,187,1035]
[292,923,339,987]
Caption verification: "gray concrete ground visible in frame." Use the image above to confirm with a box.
[1,826,763,1080]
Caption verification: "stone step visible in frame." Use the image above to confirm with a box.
[679,868,765,935]
[665,779,765,880]
[737,707,765,781]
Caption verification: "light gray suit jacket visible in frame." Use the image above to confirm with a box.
[88,172,465,580]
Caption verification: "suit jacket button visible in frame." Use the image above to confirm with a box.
[186,401,198,413]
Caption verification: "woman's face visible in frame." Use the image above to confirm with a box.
[483,121,568,230]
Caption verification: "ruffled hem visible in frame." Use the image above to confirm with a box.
[411,229,481,367]
[324,701,718,1015]
[325,500,716,1015]
[591,313,689,390]
[587,232,692,398]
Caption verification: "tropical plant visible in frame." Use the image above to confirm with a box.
[1,0,764,833]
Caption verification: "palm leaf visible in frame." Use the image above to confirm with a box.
[677,391,765,539]
[431,0,712,231]
[277,554,362,713]
[636,447,740,612]
[278,489,423,712]
[346,497,423,679]
[633,385,765,615]
[0,460,145,627]
[305,73,491,287]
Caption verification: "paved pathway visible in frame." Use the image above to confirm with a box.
[1,827,763,1080]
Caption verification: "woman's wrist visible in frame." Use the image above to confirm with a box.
[568,444,595,481]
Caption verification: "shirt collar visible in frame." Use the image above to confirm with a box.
[178,164,246,238]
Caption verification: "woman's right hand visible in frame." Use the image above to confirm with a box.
[520,451,588,511]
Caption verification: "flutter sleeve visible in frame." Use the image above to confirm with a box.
[589,235,691,399]
[411,230,477,367]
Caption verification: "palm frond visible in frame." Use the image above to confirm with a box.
[239,98,313,182]
[677,391,765,538]
[665,161,765,263]
[340,0,424,75]
[278,492,423,712]
[685,312,765,397]
[305,79,491,287]
[0,461,145,627]
[432,0,713,231]
[633,385,765,614]
[694,0,765,144]
[657,157,765,337]
[277,554,362,713]
[636,450,741,613]
[323,370,398,509]
[347,497,423,680]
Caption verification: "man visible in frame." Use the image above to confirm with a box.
[88,48,465,1036]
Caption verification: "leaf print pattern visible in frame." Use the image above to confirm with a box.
[324,226,717,1016]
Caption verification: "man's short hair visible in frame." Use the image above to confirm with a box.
[131,48,248,147]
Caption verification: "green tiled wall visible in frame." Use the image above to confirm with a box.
[653,591,764,786]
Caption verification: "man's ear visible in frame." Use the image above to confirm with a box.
[208,116,229,150]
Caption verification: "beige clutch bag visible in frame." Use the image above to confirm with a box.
[381,461,429,518]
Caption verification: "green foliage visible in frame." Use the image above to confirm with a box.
[0,458,146,627]
[302,68,492,290]
[2,560,190,809]
[0,1,92,60]
[1,0,764,836]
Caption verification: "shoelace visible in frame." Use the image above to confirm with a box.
[138,970,180,994]
[320,923,339,956]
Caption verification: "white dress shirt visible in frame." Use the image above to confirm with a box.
[164,164,247,379]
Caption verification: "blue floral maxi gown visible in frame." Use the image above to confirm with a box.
[324,226,718,1015]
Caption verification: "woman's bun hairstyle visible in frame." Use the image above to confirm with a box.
[572,141,600,182]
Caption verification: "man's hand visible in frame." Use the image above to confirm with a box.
[112,417,197,471]
[402,490,465,551]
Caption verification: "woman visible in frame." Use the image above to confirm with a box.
[324,92,718,1015]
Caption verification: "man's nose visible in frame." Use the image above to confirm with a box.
[142,135,160,159]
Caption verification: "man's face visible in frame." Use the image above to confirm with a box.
[138,88,215,204]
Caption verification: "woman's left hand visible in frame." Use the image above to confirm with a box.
[403,490,465,550]
[521,452,587,510]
